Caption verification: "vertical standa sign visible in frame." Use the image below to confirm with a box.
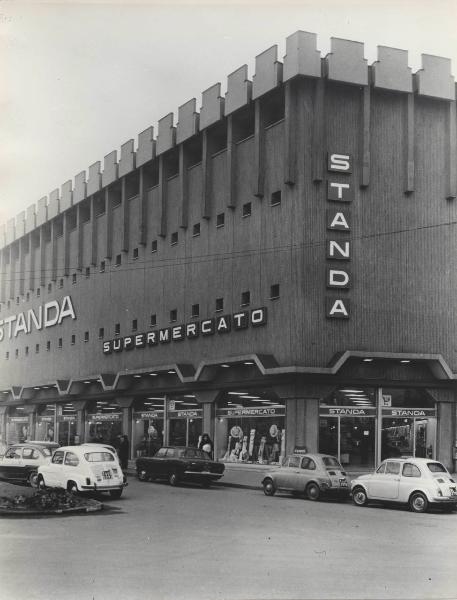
[326,152,352,319]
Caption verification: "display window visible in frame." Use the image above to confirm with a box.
[6,407,30,444]
[35,404,56,441]
[86,400,122,446]
[215,392,286,464]
[57,402,77,446]
[132,397,164,457]
[167,395,202,448]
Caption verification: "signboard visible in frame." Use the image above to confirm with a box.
[168,409,202,419]
[216,407,285,418]
[382,408,436,418]
[133,411,164,420]
[39,416,54,423]
[293,446,308,454]
[9,416,29,423]
[87,413,122,421]
[58,415,77,422]
[381,395,392,407]
[319,406,376,417]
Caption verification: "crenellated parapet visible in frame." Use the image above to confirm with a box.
[1,30,455,249]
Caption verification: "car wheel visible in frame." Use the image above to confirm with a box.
[137,469,148,481]
[352,486,368,507]
[306,482,320,501]
[109,489,123,499]
[67,481,78,495]
[36,475,46,490]
[409,492,428,513]
[263,479,276,496]
[169,472,179,486]
[28,471,39,488]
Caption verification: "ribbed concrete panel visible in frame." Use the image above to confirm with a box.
[224,65,252,116]
[283,30,321,82]
[326,37,368,86]
[176,99,199,144]
[200,83,224,130]
[136,127,155,167]
[60,180,73,212]
[416,54,455,100]
[119,139,135,177]
[252,45,283,100]
[372,46,413,93]
[73,171,86,204]
[87,162,102,196]
[36,197,48,226]
[47,189,60,219]
[102,151,118,187]
[156,113,176,156]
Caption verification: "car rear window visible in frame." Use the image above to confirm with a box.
[84,452,115,462]
[322,456,341,469]
[41,448,52,457]
[427,462,447,473]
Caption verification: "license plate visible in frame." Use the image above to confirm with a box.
[339,479,348,487]
[102,470,112,480]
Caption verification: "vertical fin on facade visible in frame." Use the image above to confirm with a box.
[200,83,224,130]
[405,93,415,194]
[360,86,371,188]
[157,113,176,156]
[136,126,155,167]
[60,180,73,212]
[312,78,325,182]
[325,38,368,86]
[283,30,321,82]
[87,162,102,196]
[48,189,60,220]
[25,204,36,234]
[252,45,283,100]
[73,171,87,205]
[371,46,412,93]
[446,99,457,199]
[15,211,26,239]
[415,55,455,100]
[119,139,135,177]
[224,65,252,116]
[176,99,199,144]
[6,218,15,245]
[102,151,118,188]
[36,197,48,227]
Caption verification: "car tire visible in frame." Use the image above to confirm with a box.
[109,489,123,499]
[169,472,179,486]
[67,481,78,495]
[263,479,276,496]
[306,482,320,501]
[36,475,46,490]
[409,492,428,513]
[28,471,39,488]
[137,469,148,482]
[352,486,368,507]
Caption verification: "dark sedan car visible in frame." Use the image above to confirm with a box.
[136,446,225,487]
[0,443,55,487]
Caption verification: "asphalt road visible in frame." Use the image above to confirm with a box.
[0,478,456,600]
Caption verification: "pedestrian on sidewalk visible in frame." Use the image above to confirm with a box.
[199,433,214,459]
[118,435,130,472]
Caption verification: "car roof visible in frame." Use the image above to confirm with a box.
[381,457,441,464]
[9,443,52,450]
[56,445,115,453]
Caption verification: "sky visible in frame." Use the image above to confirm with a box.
[1,0,456,227]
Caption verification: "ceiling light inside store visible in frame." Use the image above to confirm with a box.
[184,395,196,398]
[83,381,91,384]
[228,392,248,396]
[133,375,141,378]
[220,364,230,368]
[340,389,364,394]
[34,387,40,390]
[400,360,411,364]
[168,370,176,374]
[147,397,165,400]
[149,373,158,377]
[242,396,260,399]
[244,362,254,365]
[363,358,373,362]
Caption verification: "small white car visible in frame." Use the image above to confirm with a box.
[351,457,457,513]
[37,445,127,499]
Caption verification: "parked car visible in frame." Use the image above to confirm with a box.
[351,457,457,513]
[261,453,350,501]
[80,442,117,455]
[136,446,225,487]
[0,443,54,487]
[37,445,127,498]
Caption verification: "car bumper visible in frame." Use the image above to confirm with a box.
[430,496,457,508]
[80,482,128,491]
[183,471,224,481]
[323,486,350,498]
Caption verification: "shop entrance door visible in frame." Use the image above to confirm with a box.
[58,420,77,446]
[168,418,202,447]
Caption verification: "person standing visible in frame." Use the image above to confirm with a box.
[198,433,214,458]
[118,435,130,472]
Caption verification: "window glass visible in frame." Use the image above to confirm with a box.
[22,448,39,460]
[376,463,386,474]
[302,458,316,470]
[402,463,421,478]
[321,456,341,468]
[385,461,401,475]
[64,452,79,467]
[286,456,300,468]
[427,462,447,473]
[166,448,178,458]
[83,452,115,463]
[42,448,52,457]
[155,448,167,458]
[5,447,21,459]
[52,451,65,464]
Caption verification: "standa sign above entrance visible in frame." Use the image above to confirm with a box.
[103,308,267,355]
[0,296,76,342]
[320,407,377,417]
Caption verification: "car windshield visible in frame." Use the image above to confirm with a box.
[322,456,342,469]
[427,462,447,473]
[84,452,115,462]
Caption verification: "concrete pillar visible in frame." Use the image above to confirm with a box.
[77,409,85,442]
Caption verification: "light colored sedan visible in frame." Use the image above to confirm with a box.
[262,453,349,501]
[37,445,127,499]
[351,457,457,513]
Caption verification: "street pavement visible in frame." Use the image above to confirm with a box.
[0,477,456,600]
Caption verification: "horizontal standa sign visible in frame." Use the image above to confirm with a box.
[320,407,376,417]
[58,415,77,422]
[216,407,285,417]
[382,408,436,418]
[168,409,202,418]
[9,416,29,423]
[87,413,122,421]
[102,308,267,355]
[133,411,164,420]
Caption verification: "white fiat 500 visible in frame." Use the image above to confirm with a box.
[351,457,457,513]
[37,446,127,499]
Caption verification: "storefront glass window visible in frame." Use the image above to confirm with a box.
[86,400,122,446]
[168,396,202,449]
[57,403,77,446]
[215,392,286,464]
[132,397,164,457]
[6,407,30,444]
[35,404,56,441]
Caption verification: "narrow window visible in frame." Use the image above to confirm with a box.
[71,335,75,345]
[115,254,122,267]
[58,338,63,349]
[46,341,51,352]
[132,319,138,332]
[270,284,280,299]
[170,309,177,322]
[191,304,200,318]
[192,223,200,237]
[151,240,158,253]
[84,331,89,343]
[85,267,91,278]
[100,261,106,273]
[26,293,30,302]
[171,232,178,246]
[241,291,251,306]
[15,349,19,358]
[150,314,157,327]
[215,298,224,312]
[7,300,10,308]
[35,344,40,354]
[114,323,120,337]
[98,328,104,340]
[242,202,252,217]
[133,248,139,260]
[72,273,77,284]
[271,190,282,206]
[59,278,64,289]
[25,346,29,356]
[5,351,9,360]
[216,213,225,228]
[47,283,52,293]
[16,296,19,305]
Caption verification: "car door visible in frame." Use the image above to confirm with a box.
[146,447,169,478]
[44,450,65,486]
[297,457,317,491]
[274,455,301,489]
[0,446,23,482]
[21,446,42,482]
[368,460,401,499]
[63,451,80,486]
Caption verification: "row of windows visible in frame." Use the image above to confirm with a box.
[3,286,280,360]
[0,192,283,309]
